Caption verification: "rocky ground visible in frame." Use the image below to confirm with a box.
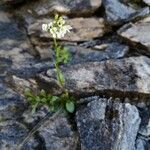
[0,0,150,149]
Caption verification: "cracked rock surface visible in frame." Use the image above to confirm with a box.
[0,0,150,149]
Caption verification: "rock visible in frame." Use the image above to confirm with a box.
[135,138,149,150]
[28,17,107,42]
[76,97,141,150]
[67,43,128,64]
[38,113,78,150]
[15,0,102,17]
[118,16,150,52]
[23,106,50,127]
[0,121,39,150]
[139,119,150,137]
[0,7,39,77]
[143,0,150,5]
[135,138,146,150]
[102,0,149,26]
[38,56,150,97]
[5,75,39,96]
[0,0,25,5]
[0,83,26,121]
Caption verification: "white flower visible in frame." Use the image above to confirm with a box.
[42,15,72,38]
[42,24,48,31]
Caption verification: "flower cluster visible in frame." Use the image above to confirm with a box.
[42,14,72,38]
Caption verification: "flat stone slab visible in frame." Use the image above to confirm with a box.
[38,56,150,97]
[28,17,106,42]
[118,16,150,51]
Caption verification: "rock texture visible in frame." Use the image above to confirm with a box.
[0,0,150,149]
[118,16,150,51]
[143,0,150,5]
[76,97,141,150]
[15,0,102,17]
[102,0,149,26]
[39,56,150,96]
[38,113,78,150]
[28,17,107,42]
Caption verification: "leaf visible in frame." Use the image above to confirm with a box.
[66,101,75,113]
[32,103,38,114]
[40,89,46,97]
[24,88,32,97]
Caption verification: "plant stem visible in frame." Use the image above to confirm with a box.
[53,38,64,87]
[53,38,69,97]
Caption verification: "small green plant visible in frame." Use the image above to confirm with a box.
[25,14,75,113]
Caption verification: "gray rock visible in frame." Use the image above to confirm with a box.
[0,83,26,121]
[67,43,129,64]
[38,56,150,97]
[15,0,102,17]
[102,0,149,26]
[0,7,43,78]
[135,138,147,150]
[118,16,150,52]
[143,0,150,5]
[0,121,39,150]
[38,113,78,150]
[76,97,141,150]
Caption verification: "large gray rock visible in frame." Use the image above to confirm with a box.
[102,0,149,26]
[37,113,78,150]
[0,83,26,121]
[76,97,141,150]
[28,17,107,42]
[38,56,150,97]
[118,16,150,52]
[0,121,39,150]
[0,7,54,78]
[143,0,150,5]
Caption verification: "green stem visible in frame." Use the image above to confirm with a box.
[53,38,64,88]
[53,38,69,97]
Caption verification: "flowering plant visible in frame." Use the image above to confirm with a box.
[42,14,72,38]
[25,14,75,113]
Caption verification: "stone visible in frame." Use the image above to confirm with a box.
[0,0,25,5]
[76,97,141,150]
[38,113,78,150]
[0,121,39,150]
[135,138,150,150]
[23,106,50,127]
[118,16,150,52]
[67,43,128,64]
[143,0,150,5]
[0,83,26,121]
[16,0,102,17]
[28,17,107,42]
[102,0,149,26]
[38,56,150,97]
[5,75,39,95]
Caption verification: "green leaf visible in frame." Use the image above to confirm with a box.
[24,88,32,97]
[32,103,38,114]
[66,101,75,113]
[40,89,46,97]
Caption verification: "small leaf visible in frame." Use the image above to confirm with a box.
[24,88,32,97]
[40,89,46,97]
[66,101,75,113]
[32,103,38,114]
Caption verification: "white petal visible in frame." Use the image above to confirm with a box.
[42,24,48,31]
